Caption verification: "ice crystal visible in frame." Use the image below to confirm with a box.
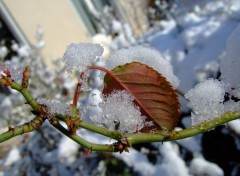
[90,90,146,133]
[107,46,179,88]
[185,79,225,126]
[63,43,103,73]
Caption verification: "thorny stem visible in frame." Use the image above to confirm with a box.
[0,115,45,143]
[51,120,116,152]
[55,114,122,140]
[9,79,38,110]
[126,112,240,146]
[79,121,122,140]
[1,77,240,152]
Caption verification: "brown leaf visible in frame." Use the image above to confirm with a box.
[103,62,180,131]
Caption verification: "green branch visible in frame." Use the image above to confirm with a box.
[0,78,38,110]
[79,121,122,140]
[51,120,116,152]
[55,114,122,140]
[0,115,45,143]
[10,81,38,110]
[1,77,240,153]
[126,112,240,146]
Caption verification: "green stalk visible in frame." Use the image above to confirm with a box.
[0,116,45,143]
[10,81,38,110]
[126,112,240,146]
[79,121,122,140]
[51,121,116,152]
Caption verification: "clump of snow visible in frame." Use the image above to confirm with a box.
[158,142,189,176]
[227,0,240,20]
[0,61,23,81]
[107,46,179,88]
[0,46,8,58]
[37,98,70,115]
[90,90,146,133]
[185,79,225,126]
[220,24,240,113]
[227,119,240,135]
[58,136,79,164]
[63,43,103,73]
[114,142,189,176]
[190,157,224,176]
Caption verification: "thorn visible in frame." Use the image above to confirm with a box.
[8,126,14,131]
[85,149,92,156]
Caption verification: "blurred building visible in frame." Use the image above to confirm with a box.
[0,0,149,66]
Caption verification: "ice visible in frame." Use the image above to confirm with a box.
[107,46,179,88]
[62,43,103,73]
[90,90,146,133]
[37,98,70,115]
[185,79,225,126]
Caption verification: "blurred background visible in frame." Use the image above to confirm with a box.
[0,0,240,175]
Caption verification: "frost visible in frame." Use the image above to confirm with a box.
[185,79,225,126]
[63,43,103,73]
[107,46,179,88]
[90,90,146,133]
[37,98,70,115]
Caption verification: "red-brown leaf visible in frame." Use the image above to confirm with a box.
[103,62,180,131]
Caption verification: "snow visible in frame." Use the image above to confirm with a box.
[175,127,202,154]
[220,24,240,88]
[107,46,179,88]
[0,61,23,82]
[185,79,225,126]
[2,0,240,175]
[90,90,146,133]
[114,142,189,176]
[227,119,240,135]
[0,46,8,58]
[63,43,103,73]
[58,136,79,164]
[37,98,70,115]
[4,148,21,167]
[190,157,224,176]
